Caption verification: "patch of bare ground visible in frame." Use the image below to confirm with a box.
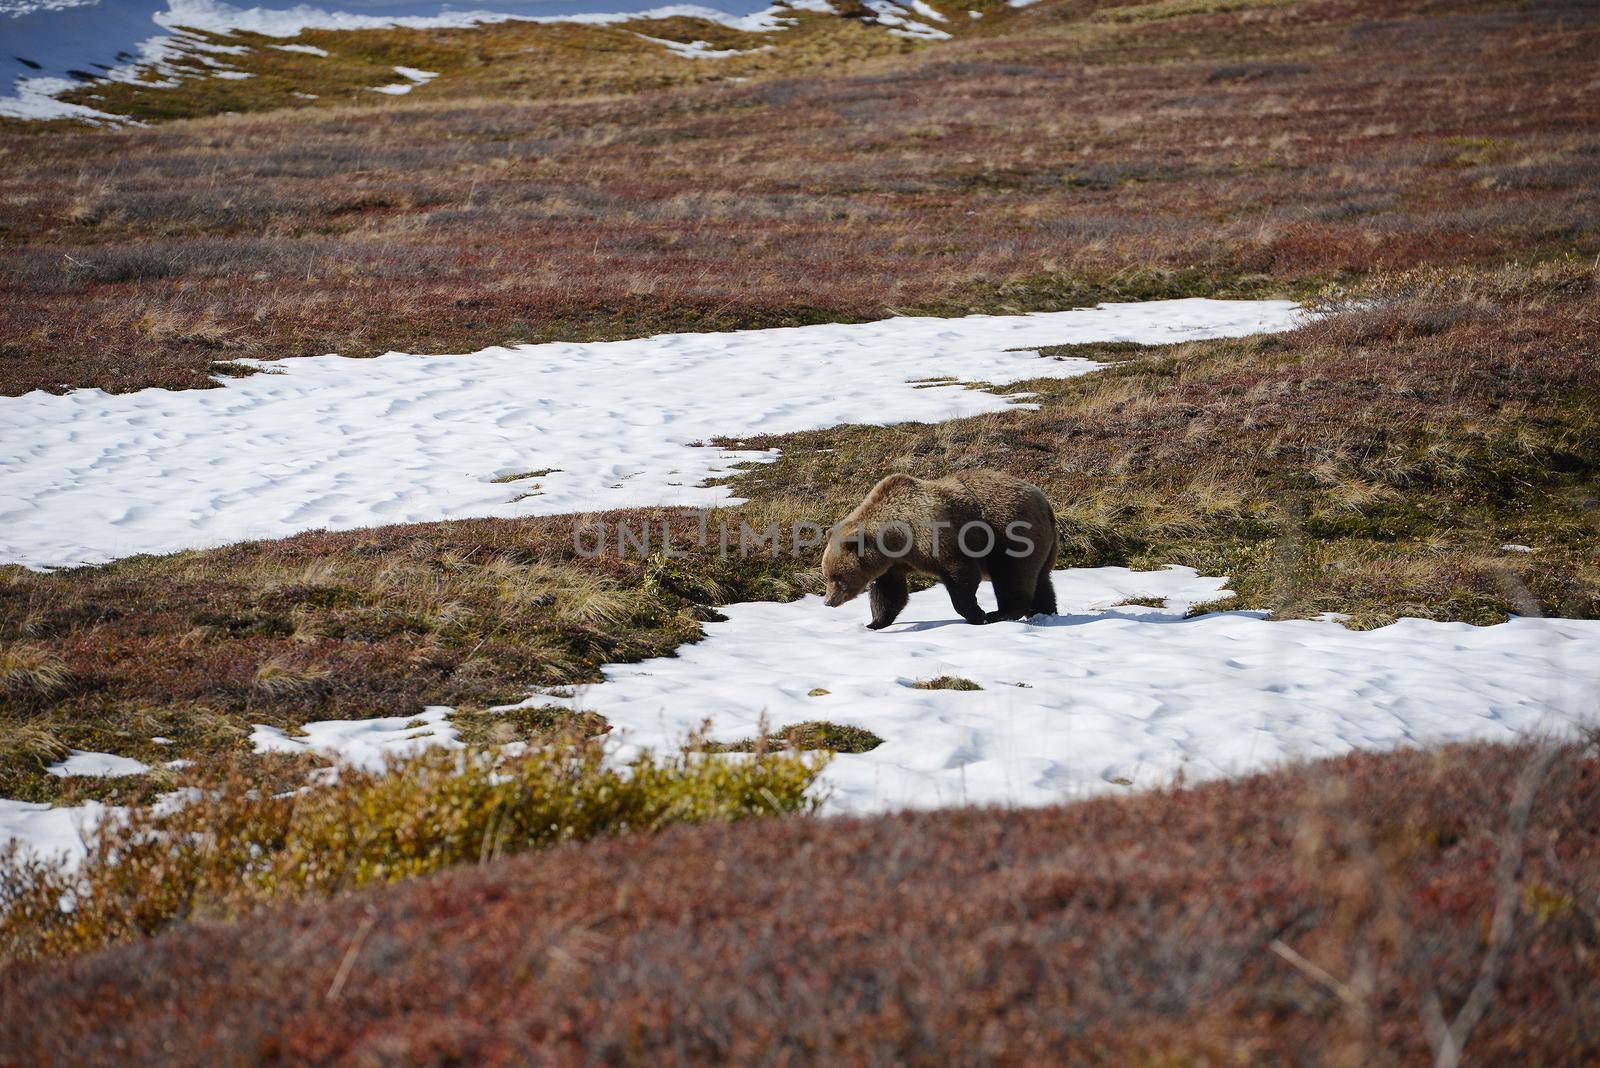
[2,0,1597,393]
[2,741,1595,1065]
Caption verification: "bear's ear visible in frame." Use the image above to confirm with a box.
[868,472,916,501]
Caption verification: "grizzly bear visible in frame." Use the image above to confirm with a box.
[821,469,1058,629]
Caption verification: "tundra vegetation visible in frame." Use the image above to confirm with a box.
[0,735,825,963]
[4,742,1598,1063]
[0,0,1598,1057]
[2,0,1594,394]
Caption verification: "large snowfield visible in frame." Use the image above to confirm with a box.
[0,299,1300,570]
[2,299,1596,866]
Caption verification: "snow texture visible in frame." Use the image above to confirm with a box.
[0,76,124,121]
[249,705,460,771]
[528,566,1600,814]
[0,799,117,867]
[369,64,436,93]
[859,0,946,38]
[0,299,1302,570]
[45,750,152,778]
[0,790,199,869]
[634,32,763,57]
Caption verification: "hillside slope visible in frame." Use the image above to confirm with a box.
[3,742,1597,1065]
[3,0,1596,394]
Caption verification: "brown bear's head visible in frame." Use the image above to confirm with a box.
[821,524,887,608]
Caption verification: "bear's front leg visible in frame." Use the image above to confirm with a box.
[942,565,988,626]
[867,570,909,630]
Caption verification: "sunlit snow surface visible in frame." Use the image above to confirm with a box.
[0,299,1301,569]
[45,750,152,777]
[250,705,460,770]
[528,566,1600,814]
[0,799,120,866]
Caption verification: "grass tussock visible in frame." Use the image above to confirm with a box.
[0,736,825,965]
[907,675,983,691]
[709,720,885,754]
[0,643,75,698]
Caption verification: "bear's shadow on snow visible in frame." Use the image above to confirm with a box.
[884,607,1269,632]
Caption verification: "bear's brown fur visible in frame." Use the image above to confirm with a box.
[821,469,1058,629]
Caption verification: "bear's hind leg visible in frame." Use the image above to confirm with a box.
[1031,544,1058,616]
[983,556,1036,623]
[1031,567,1057,615]
[867,569,909,630]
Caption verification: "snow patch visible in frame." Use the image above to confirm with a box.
[148,0,802,37]
[0,788,201,869]
[250,705,459,771]
[0,299,1302,570]
[46,750,152,778]
[861,0,948,38]
[635,32,765,58]
[370,64,435,93]
[0,0,98,13]
[0,75,124,121]
[520,565,1600,814]
[0,712,456,863]
[0,798,116,866]
[272,41,328,55]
